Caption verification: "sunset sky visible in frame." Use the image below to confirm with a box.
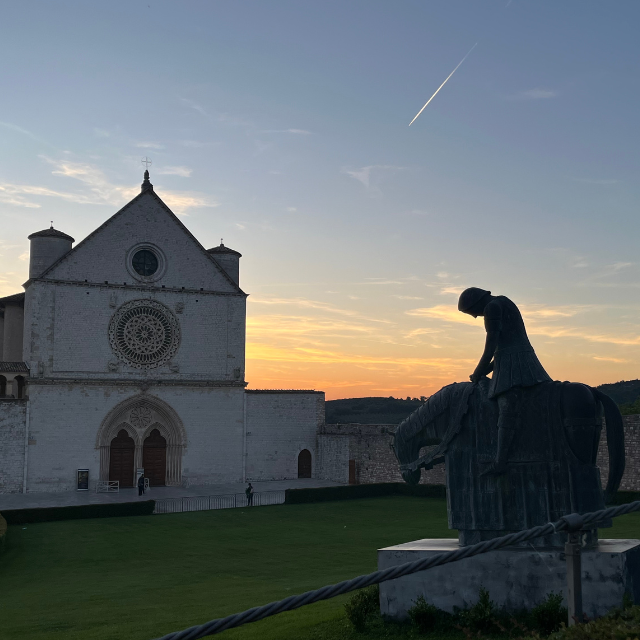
[1,1,639,399]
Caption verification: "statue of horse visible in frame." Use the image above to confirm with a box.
[394,377,625,546]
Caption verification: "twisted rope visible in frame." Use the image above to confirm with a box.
[154,499,640,640]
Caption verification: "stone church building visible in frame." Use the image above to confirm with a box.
[0,171,323,493]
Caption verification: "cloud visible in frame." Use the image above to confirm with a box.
[573,178,621,185]
[247,341,473,370]
[157,166,192,177]
[406,305,479,325]
[93,128,111,138]
[251,297,360,318]
[345,166,372,187]
[0,121,45,143]
[510,88,557,100]
[592,356,629,363]
[0,156,215,214]
[286,207,297,213]
[180,98,207,116]
[136,142,164,149]
[263,129,312,135]
[179,140,210,148]
[342,165,405,188]
[440,286,464,296]
[394,295,424,300]
[362,278,403,285]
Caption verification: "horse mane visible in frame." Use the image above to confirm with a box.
[396,382,466,442]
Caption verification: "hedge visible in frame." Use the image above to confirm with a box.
[0,513,7,548]
[284,482,446,504]
[1,500,155,525]
[609,491,640,505]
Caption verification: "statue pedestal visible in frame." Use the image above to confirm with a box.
[378,538,640,619]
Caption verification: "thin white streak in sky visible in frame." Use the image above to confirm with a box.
[409,43,478,126]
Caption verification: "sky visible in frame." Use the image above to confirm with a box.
[0,1,639,400]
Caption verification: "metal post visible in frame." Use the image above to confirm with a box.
[565,531,583,626]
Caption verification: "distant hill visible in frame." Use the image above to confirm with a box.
[325,397,423,425]
[597,379,640,415]
[596,379,640,405]
[326,380,640,425]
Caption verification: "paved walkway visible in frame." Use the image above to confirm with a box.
[0,478,344,511]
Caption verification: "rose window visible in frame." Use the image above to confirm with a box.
[108,299,180,368]
[130,405,153,428]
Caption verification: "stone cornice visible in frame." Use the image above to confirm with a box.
[24,278,248,298]
[28,377,248,388]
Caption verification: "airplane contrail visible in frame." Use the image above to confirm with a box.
[409,42,478,126]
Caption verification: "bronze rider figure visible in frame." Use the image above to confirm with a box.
[458,288,552,475]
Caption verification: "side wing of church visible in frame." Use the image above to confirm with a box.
[0,172,324,493]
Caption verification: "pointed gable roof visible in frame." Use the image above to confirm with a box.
[31,180,245,295]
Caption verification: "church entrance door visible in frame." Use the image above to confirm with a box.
[109,429,135,487]
[143,428,167,486]
[298,449,312,478]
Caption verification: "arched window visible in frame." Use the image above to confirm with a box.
[298,449,312,478]
[0,375,6,397]
[15,375,25,399]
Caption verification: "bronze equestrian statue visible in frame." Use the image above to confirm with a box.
[394,288,625,546]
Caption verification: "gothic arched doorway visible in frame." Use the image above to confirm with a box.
[109,429,135,487]
[298,449,312,478]
[143,428,167,486]
[97,395,186,486]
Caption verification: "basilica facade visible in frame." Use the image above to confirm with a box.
[0,172,324,493]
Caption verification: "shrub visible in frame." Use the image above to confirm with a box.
[545,603,640,639]
[344,585,379,632]
[0,513,7,549]
[459,587,501,634]
[531,592,567,636]
[408,595,442,633]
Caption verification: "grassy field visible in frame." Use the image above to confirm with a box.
[1,496,639,640]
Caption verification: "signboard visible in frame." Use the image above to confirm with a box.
[77,469,89,491]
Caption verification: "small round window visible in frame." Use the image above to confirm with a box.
[132,249,158,277]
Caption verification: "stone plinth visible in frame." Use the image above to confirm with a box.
[379,538,640,620]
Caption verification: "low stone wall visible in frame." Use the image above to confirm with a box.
[318,423,445,486]
[598,414,640,491]
[320,414,640,491]
[0,400,27,493]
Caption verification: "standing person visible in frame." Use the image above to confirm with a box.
[138,473,145,496]
[458,287,551,475]
[245,482,253,506]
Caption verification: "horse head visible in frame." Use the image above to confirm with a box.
[393,382,471,485]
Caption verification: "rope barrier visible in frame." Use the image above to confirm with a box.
[153,499,640,640]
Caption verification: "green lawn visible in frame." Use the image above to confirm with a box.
[1,497,639,640]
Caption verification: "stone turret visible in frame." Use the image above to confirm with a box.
[27,225,75,279]
[207,241,242,286]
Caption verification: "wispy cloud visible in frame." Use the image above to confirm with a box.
[573,178,621,185]
[592,356,629,363]
[179,98,207,116]
[136,142,165,150]
[510,88,557,100]
[0,121,45,143]
[440,286,464,296]
[342,165,405,188]
[263,128,312,135]
[157,166,192,177]
[0,156,214,214]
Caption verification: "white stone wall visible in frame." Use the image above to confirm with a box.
[24,282,245,381]
[42,191,238,293]
[0,400,27,493]
[245,391,324,481]
[25,384,245,492]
